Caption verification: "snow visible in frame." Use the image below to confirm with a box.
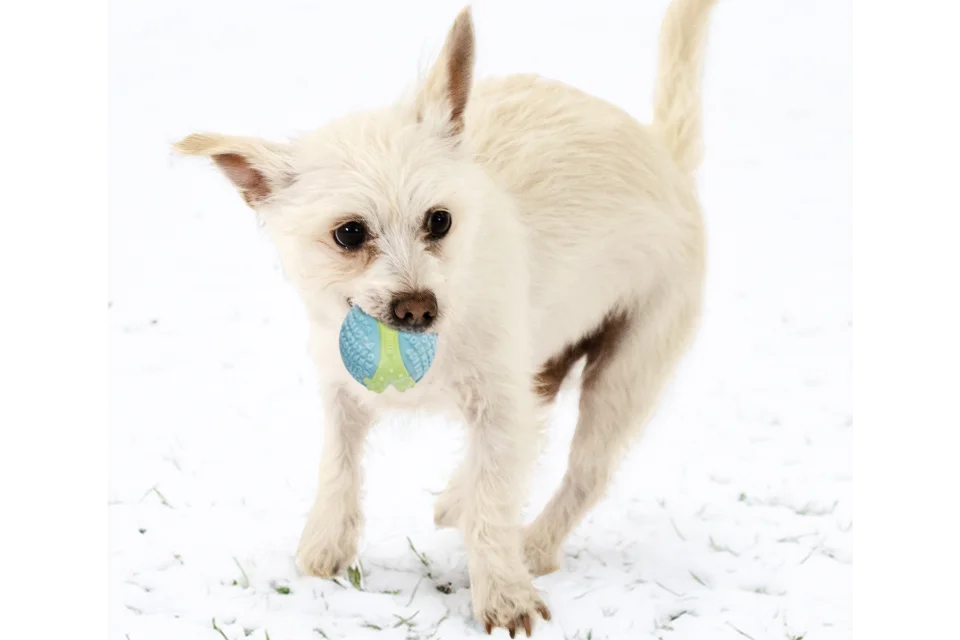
[109,0,851,638]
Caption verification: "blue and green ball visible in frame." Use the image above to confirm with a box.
[339,305,437,393]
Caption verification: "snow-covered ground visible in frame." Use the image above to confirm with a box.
[109,0,851,638]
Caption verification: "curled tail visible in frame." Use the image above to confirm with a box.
[653,0,718,175]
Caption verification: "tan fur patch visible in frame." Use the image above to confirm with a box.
[327,242,380,278]
[534,309,631,401]
[416,7,474,136]
[355,242,381,269]
[213,153,272,205]
[445,14,474,136]
[535,339,587,401]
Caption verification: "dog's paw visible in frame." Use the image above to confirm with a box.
[522,547,560,577]
[433,488,462,528]
[296,509,358,578]
[297,542,350,578]
[522,531,561,577]
[475,582,551,637]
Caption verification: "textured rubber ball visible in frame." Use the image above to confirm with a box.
[338,305,438,393]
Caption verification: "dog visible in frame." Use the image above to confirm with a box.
[175,0,716,634]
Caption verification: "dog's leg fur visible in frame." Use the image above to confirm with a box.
[433,460,465,528]
[518,0,716,576]
[455,367,552,633]
[524,282,702,575]
[297,385,374,577]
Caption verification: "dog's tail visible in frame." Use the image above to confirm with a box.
[652,0,718,175]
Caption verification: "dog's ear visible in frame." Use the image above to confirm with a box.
[417,6,475,138]
[174,133,294,208]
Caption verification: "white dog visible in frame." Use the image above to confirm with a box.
[176,0,716,634]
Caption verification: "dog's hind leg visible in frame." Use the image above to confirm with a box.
[433,462,466,528]
[523,282,701,575]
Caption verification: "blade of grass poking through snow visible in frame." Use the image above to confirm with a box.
[153,486,172,507]
[425,614,449,639]
[406,577,423,606]
[272,582,291,594]
[406,536,434,579]
[232,557,250,589]
[347,562,363,590]
[393,611,420,628]
[670,517,687,540]
[708,536,740,556]
[406,537,429,566]
[655,581,683,596]
[211,618,229,640]
[141,484,173,508]
[726,622,756,640]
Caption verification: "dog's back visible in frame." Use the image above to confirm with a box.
[463,0,715,367]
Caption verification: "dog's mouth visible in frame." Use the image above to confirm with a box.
[345,297,439,334]
[379,318,439,334]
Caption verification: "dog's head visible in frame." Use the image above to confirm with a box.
[175,8,482,334]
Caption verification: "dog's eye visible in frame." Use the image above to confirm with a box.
[334,221,366,248]
[427,209,452,239]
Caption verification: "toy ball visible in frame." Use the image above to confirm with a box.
[338,305,437,393]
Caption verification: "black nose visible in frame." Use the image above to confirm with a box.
[391,291,438,329]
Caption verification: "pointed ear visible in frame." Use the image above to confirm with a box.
[417,6,475,137]
[174,133,294,207]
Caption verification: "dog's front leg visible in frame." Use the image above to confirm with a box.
[458,376,552,636]
[297,385,373,577]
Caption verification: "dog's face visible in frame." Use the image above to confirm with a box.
[175,8,478,334]
[265,108,486,335]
